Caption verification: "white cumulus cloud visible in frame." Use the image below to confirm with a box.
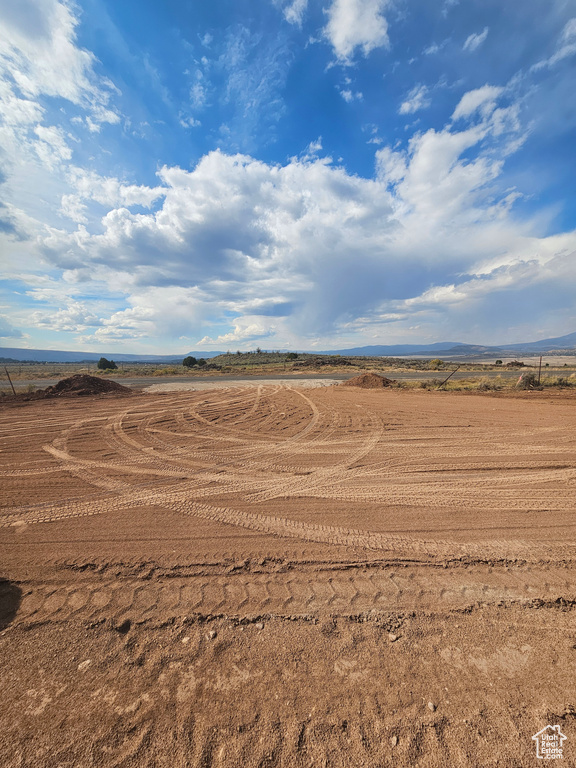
[67,168,165,209]
[323,0,390,63]
[29,301,102,332]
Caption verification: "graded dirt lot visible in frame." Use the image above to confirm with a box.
[1,384,576,767]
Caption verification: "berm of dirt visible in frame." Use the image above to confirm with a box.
[2,374,135,404]
[341,372,395,388]
[43,374,134,397]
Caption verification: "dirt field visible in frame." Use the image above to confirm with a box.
[1,383,576,767]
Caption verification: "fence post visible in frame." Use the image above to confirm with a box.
[4,366,16,396]
[538,355,542,385]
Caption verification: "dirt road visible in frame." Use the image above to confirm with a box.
[1,385,576,766]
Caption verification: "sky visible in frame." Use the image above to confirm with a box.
[0,0,575,354]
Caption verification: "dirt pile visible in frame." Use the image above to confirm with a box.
[341,372,395,388]
[1,374,135,404]
[42,374,134,397]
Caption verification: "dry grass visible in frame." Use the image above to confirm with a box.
[397,373,576,391]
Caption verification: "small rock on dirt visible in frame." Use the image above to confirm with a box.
[255,622,264,630]
[388,633,398,642]
[427,701,436,712]
[114,619,131,634]
[390,735,398,747]
[207,630,217,640]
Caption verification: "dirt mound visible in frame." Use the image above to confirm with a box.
[341,372,395,388]
[1,375,135,405]
[43,374,134,397]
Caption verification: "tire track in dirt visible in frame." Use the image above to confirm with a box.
[3,385,576,566]
[0,466,67,477]
[7,480,573,563]
[176,501,576,562]
[42,442,190,480]
[12,563,576,626]
[245,411,384,502]
[126,388,347,494]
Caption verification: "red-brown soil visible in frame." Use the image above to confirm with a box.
[341,372,395,388]
[1,384,576,767]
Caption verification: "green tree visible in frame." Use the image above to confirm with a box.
[183,356,197,368]
[197,358,207,366]
[285,352,298,360]
[495,359,503,366]
[97,357,117,370]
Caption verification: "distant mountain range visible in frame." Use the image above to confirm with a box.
[323,331,576,358]
[0,348,224,363]
[2,330,576,363]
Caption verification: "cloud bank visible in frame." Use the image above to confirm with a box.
[29,93,575,348]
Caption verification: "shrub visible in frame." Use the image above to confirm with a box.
[542,376,573,388]
[97,357,117,370]
[516,372,538,389]
[477,377,502,391]
[183,356,197,368]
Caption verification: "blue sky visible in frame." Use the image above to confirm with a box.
[0,0,575,353]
